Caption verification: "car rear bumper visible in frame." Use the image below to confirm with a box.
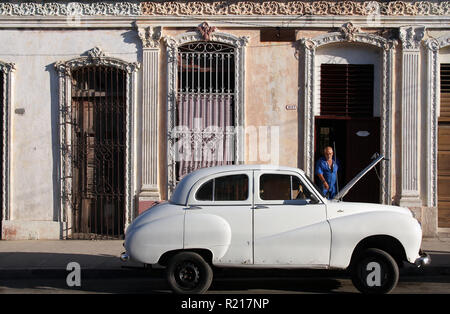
[414,250,431,267]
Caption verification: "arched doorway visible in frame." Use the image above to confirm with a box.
[300,24,396,204]
[315,62,380,203]
[55,47,140,239]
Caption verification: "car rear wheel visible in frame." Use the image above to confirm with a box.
[350,248,399,294]
[166,252,213,294]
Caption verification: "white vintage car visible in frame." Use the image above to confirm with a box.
[121,157,430,294]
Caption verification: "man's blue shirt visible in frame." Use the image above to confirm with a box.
[315,157,339,199]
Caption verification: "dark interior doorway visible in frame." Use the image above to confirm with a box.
[315,63,381,203]
[315,118,380,203]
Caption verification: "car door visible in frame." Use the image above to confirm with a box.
[253,170,331,267]
[184,171,253,265]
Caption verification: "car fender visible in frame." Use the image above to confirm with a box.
[328,211,422,269]
[126,214,185,264]
[184,212,232,262]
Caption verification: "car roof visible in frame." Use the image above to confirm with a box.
[170,164,305,205]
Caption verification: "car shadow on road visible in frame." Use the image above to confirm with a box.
[0,252,352,294]
[1,252,449,294]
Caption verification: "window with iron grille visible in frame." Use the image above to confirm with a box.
[320,64,374,117]
[175,42,236,181]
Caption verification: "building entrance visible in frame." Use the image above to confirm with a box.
[314,63,381,203]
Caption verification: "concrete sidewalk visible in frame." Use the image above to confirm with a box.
[0,236,449,278]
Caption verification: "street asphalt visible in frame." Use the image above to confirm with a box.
[0,236,449,280]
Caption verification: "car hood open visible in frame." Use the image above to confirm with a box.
[333,154,385,201]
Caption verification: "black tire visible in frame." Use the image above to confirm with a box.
[350,248,399,294]
[166,252,213,294]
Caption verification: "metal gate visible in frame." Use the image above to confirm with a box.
[0,71,3,234]
[70,66,126,239]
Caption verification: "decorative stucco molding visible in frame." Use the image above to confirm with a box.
[399,25,426,50]
[141,1,450,16]
[137,24,162,49]
[54,47,140,236]
[0,2,140,16]
[300,22,397,205]
[163,27,249,195]
[0,1,448,17]
[55,47,140,75]
[424,34,450,209]
[0,61,15,223]
[197,22,217,41]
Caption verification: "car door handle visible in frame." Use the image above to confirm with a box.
[252,205,268,209]
[337,209,344,213]
[187,205,202,210]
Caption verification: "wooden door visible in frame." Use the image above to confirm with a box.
[438,124,450,228]
[344,118,380,203]
[438,63,450,228]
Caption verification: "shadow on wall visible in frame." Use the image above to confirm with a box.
[45,63,61,226]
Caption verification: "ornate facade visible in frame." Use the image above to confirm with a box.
[0,0,449,239]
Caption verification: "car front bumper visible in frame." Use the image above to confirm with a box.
[120,252,130,262]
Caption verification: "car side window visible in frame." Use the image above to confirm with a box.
[196,179,213,201]
[260,174,313,201]
[195,174,249,201]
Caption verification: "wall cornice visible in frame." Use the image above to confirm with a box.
[0,1,448,17]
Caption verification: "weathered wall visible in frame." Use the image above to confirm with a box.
[0,29,139,238]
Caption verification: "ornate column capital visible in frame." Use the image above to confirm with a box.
[399,26,425,50]
[0,62,16,74]
[136,23,162,49]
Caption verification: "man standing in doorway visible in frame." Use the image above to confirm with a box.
[315,146,339,199]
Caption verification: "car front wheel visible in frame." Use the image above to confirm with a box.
[166,252,213,294]
[350,248,399,294]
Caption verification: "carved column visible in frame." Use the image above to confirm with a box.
[399,26,425,208]
[0,62,15,223]
[137,25,162,201]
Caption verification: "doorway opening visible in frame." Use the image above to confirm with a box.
[438,63,450,228]
[70,66,126,239]
[314,64,381,203]
[0,71,3,237]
